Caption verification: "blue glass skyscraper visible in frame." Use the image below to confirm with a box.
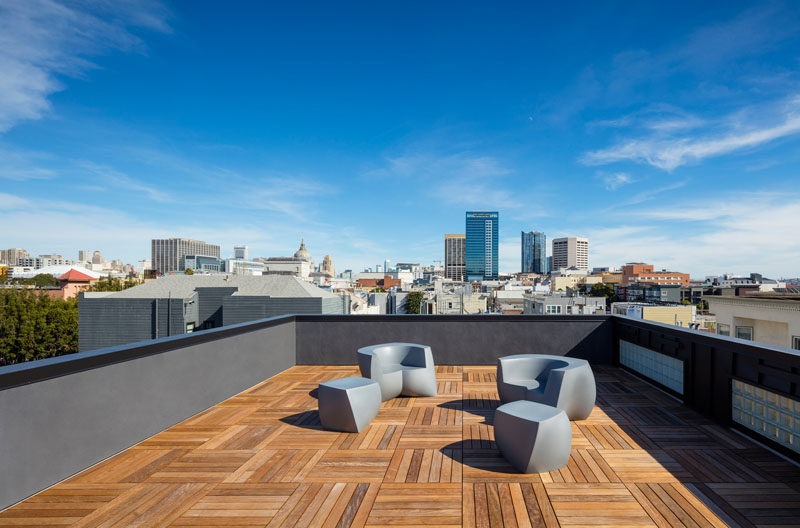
[465,211,499,281]
[521,231,546,274]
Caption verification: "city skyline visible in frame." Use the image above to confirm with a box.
[1,2,800,277]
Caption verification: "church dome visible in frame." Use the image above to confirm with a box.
[294,239,311,261]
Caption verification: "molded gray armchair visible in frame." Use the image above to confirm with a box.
[496,354,596,420]
[357,343,438,401]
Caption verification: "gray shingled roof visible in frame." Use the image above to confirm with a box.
[104,274,340,299]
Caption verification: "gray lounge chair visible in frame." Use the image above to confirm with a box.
[494,400,571,473]
[357,342,438,401]
[496,354,596,420]
[318,376,381,433]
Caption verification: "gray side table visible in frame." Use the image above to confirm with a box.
[318,376,381,433]
[494,400,571,474]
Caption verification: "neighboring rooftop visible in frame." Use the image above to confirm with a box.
[94,274,341,300]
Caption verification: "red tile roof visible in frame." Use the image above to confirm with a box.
[58,269,96,282]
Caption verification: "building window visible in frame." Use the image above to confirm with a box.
[718,324,730,336]
[545,305,562,314]
[185,323,195,333]
[792,336,800,351]
[735,326,753,341]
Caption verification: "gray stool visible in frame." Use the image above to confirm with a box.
[318,376,381,433]
[494,400,571,474]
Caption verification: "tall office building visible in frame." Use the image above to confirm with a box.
[552,237,589,270]
[384,259,391,273]
[521,231,547,274]
[151,238,221,275]
[78,250,91,263]
[234,245,249,260]
[444,234,466,281]
[465,211,499,281]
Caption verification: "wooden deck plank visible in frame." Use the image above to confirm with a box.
[4,364,797,527]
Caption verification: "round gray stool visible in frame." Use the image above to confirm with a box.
[494,400,571,473]
[318,376,381,433]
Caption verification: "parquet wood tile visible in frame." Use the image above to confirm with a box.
[4,364,799,527]
[366,483,461,527]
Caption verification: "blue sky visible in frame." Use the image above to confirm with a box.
[1,1,799,277]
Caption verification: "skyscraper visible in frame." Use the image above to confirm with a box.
[521,231,547,274]
[465,211,499,281]
[151,238,221,275]
[444,234,466,281]
[552,237,589,270]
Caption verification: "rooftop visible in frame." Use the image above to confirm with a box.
[85,274,341,299]
[2,314,800,526]
[4,363,800,526]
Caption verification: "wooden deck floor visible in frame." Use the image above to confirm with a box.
[3,365,800,527]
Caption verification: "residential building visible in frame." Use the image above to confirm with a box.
[551,274,602,293]
[621,263,690,287]
[356,275,401,290]
[78,274,347,351]
[551,237,588,270]
[523,294,605,315]
[521,231,547,274]
[612,302,696,328]
[17,255,76,269]
[616,284,682,303]
[706,293,800,349]
[4,248,30,266]
[465,211,499,281]
[444,234,466,281]
[233,245,249,260]
[427,292,487,314]
[151,238,221,275]
[493,289,526,314]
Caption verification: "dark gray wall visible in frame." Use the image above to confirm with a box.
[79,297,160,351]
[196,287,238,327]
[294,315,614,365]
[79,296,193,352]
[0,318,295,510]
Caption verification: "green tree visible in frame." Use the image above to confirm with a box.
[11,274,60,288]
[403,291,424,314]
[184,268,194,275]
[0,289,78,366]
[370,287,387,293]
[589,282,619,310]
[88,275,141,292]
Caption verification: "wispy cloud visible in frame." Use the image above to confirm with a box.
[599,172,635,190]
[369,152,533,210]
[0,144,57,180]
[80,161,171,202]
[588,193,800,277]
[0,0,169,132]
[582,97,800,170]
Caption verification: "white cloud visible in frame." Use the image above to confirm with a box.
[582,97,800,170]
[587,194,800,277]
[600,172,635,190]
[0,0,169,132]
[79,161,171,202]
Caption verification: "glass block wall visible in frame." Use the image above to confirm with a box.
[619,339,684,394]
[732,379,800,455]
